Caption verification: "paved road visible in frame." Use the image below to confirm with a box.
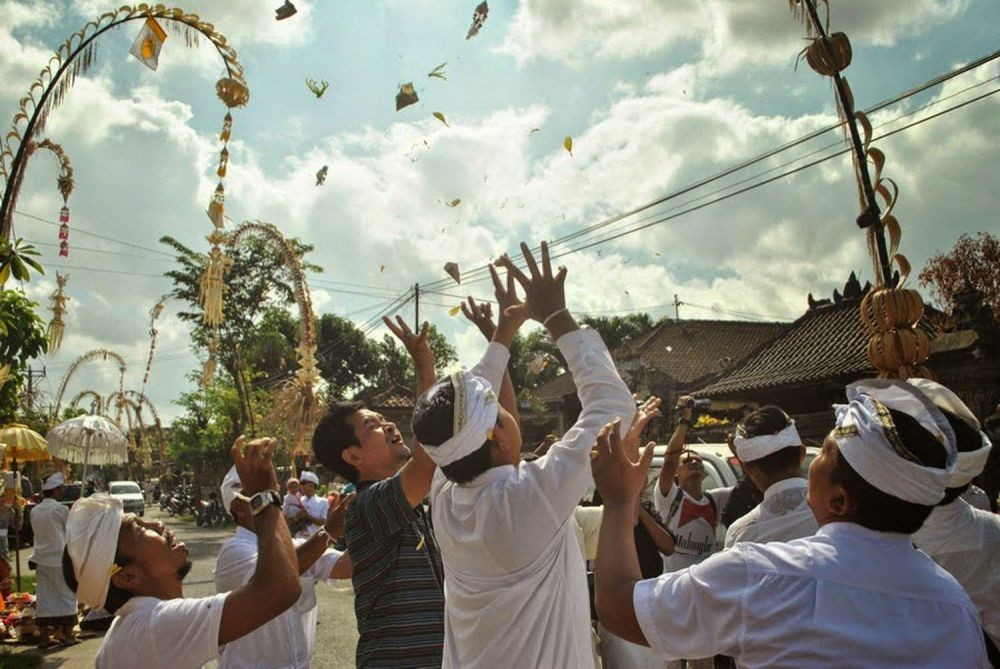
[2,506,359,668]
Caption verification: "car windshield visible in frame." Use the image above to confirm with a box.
[110,483,141,495]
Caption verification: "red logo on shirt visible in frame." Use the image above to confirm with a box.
[677,500,716,529]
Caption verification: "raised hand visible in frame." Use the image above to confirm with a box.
[590,418,656,507]
[460,297,496,341]
[622,396,662,459]
[494,241,570,334]
[232,435,279,496]
[324,492,356,540]
[383,315,434,370]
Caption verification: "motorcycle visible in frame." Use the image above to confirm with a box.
[196,493,225,527]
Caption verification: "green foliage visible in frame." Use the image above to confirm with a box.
[0,289,47,423]
[367,324,457,393]
[580,313,657,352]
[316,313,381,398]
[0,237,44,287]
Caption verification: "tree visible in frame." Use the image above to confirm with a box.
[367,325,457,393]
[0,289,47,423]
[0,237,44,288]
[580,313,657,352]
[315,314,380,398]
[919,232,1000,319]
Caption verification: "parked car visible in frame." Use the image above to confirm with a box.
[109,480,145,516]
[58,482,83,510]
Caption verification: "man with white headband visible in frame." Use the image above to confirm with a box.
[592,378,987,668]
[294,471,328,539]
[215,465,354,668]
[724,405,817,547]
[908,378,999,658]
[62,437,302,668]
[410,242,636,668]
[30,471,78,648]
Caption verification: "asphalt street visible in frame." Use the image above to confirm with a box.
[2,506,359,668]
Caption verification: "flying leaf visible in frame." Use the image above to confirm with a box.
[274,0,297,20]
[444,261,461,284]
[448,305,462,317]
[306,79,329,98]
[529,127,540,135]
[466,1,489,40]
[563,135,573,156]
[433,111,449,127]
[396,83,419,111]
[445,198,461,208]
[315,165,328,186]
[428,62,447,80]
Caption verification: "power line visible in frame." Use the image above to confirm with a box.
[13,210,177,258]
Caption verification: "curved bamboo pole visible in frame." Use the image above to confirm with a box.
[68,388,104,414]
[125,390,166,476]
[1,3,249,238]
[51,348,126,421]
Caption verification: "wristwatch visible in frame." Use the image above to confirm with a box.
[236,490,282,515]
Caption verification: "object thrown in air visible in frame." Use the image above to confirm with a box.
[467,1,489,40]
[444,262,461,284]
[316,166,328,186]
[306,79,329,98]
[428,62,447,80]
[396,83,419,111]
[275,0,297,20]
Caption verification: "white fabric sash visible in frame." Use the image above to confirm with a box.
[834,379,956,505]
[734,421,801,462]
[67,493,123,609]
[423,370,498,467]
[907,378,992,487]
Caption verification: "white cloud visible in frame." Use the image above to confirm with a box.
[499,0,970,69]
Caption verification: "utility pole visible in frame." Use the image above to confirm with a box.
[673,294,682,320]
[414,283,420,329]
[24,365,46,413]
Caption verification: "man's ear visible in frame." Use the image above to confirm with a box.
[827,482,851,518]
[111,564,141,590]
[342,445,364,468]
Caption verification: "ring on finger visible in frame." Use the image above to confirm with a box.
[590,448,600,460]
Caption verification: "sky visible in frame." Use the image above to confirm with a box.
[1,0,998,422]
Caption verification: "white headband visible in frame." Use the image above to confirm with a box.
[66,493,124,609]
[421,370,498,468]
[906,378,992,487]
[734,419,801,462]
[833,379,956,506]
[42,471,64,491]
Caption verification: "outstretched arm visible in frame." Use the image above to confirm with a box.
[461,295,519,425]
[657,397,693,497]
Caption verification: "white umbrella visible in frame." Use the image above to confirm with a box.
[46,414,129,471]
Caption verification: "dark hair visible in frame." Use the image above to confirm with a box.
[738,405,803,477]
[412,378,494,484]
[62,545,134,615]
[830,408,946,533]
[42,487,58,499]
[983,414,1000,436]
[939,410,986,505]
[312,400,364,483]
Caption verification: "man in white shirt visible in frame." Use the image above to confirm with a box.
[62,436,302,669]
[592,378,988,668]
[29,472,78,648]
[295,471,328,539]
[411,242,636,669]
[723,406,817,548]
[215,466,353,668]
[908,379,999,659]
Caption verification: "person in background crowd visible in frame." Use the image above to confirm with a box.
[653,397,733,669]
[980,408,1000,511]
[215,466,354,668]
[908,379,999,663]
[724,406,817,547]
[0,491,22,599]
[311,316,443,669]
[63,436,302,669]
[282,478,309,536]
[592,378,987,668]
[294,472,328,539]
[30,472,78,648]
[411,243,636,669]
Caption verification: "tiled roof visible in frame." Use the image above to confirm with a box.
[694,294,942,398]
[531,319,788,402]
[365,384,415,409]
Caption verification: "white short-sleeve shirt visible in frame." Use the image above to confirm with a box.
[634,523,987,668]
[96,593,228,669]
[723,477,817,548]
[653,482,731,573]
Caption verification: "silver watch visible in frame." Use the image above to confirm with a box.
[240,490,281,515]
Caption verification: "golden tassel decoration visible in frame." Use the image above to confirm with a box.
[200,232,230,327]
[220,112,233,143]
[46,272,70,354]
[217,146,229,179]
[207,182,225,229]
[201,334,219,388]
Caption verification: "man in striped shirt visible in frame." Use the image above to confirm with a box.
[312,316,442,668]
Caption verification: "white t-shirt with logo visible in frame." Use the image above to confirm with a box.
[96,593,228,668]
[654,482,732,573]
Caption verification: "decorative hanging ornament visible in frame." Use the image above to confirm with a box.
[59,240,69,257]
[200,231,230,327]
[216,77,250,108]
[129,17,168,71]
[46,272,70,354]
[202,333,219,387]
[207,182,225,228]
[220,112,233,143]
[57,205,70,253]
[217,146,229,178]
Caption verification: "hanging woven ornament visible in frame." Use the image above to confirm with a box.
[59,240,69,257]
[200,231,230,327]
[201,334,219,387]
[207,183,225,228]
[220,112,233,143]
[46,272,70,354]
[217,147,229,179]
[58,205,70,254]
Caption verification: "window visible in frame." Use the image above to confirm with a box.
[110,483,141,495]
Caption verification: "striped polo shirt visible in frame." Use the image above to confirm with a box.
[347,474,444,668]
